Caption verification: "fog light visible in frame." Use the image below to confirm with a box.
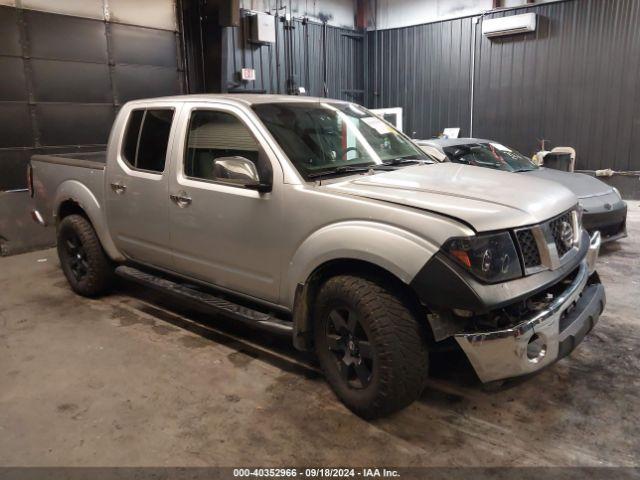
[526,334,547,363]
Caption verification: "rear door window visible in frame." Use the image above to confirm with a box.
[122,108,174,173]
[122,110,144,165]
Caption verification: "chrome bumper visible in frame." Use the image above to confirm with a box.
[586,230,601,273]
[454,235,605,383]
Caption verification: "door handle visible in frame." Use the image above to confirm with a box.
[170,191,192,208]
[110,182,127,194]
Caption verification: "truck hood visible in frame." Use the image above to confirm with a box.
[520,168,613,198]
[324,163,578,232]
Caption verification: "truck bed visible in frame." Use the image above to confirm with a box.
[30,151,107,227]
[31,151,107,170]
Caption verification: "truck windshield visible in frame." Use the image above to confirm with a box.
[252,102,430,179]
[442,142,537,172]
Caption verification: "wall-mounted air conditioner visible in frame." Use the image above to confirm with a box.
[482,13,537,38]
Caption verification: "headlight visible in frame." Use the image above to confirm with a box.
[442,232,523,283]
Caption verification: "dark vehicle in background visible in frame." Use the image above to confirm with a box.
[416,138,628,243]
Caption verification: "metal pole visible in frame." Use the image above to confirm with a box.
[469,15,480,137]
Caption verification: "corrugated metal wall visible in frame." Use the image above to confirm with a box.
[474,0,640,171]
[0,1,184,191]
[367,16,474,138]
[224,12,364,102]
[367,0,640,171]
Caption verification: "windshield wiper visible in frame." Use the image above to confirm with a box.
[307,165,374,179]
[307,157,433,179]
[381,157,433,166]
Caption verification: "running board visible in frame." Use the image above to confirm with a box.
[115,266,293,335]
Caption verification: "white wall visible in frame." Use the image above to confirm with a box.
[369,0,558,30]
[240,0,356,28]
[370,0,490,29]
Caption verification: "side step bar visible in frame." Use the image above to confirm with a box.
[115,266,293,335]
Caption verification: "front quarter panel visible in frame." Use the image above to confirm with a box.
[285,220,438,306]
[280,184,476,309]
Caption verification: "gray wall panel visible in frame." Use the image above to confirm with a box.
[110,23,178,67]
[0,6,21,56]
[0,57,28,101]
[0,149,30,191]
[367,16,473,137]
[325,28,365,102]
[0,4,184,191]
[114,65,180,102]
[30,59,112,103]
[25,10,107,62]
[36,104,115,146]
[0,102,33,148]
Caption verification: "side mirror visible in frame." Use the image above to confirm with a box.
[212,156,271,192]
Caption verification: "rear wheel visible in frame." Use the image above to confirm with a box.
[313,275,429,418]
[57,214,114,297]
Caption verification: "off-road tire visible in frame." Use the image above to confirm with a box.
[313,275,429,418]
[57,214,114,297]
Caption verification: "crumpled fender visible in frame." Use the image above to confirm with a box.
[282,220,440,309]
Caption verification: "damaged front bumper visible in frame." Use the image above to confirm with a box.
[454,233,605,383]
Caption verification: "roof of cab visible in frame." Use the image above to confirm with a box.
[125,93,350,106]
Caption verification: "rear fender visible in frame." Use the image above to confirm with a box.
[54,180,124,262]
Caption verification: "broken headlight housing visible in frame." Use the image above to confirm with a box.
[442,231,522,283]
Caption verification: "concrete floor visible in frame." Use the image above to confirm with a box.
[1,204,639,468]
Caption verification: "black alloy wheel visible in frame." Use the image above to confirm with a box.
[313,275,429,419]
[62,232,89,281]
[325,307,374,389]
[57,214,115,297]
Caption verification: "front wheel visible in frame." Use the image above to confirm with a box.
[313,275,429,418]
[57,214,114,297]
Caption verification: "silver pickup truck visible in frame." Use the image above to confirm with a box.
[30,94,605,418]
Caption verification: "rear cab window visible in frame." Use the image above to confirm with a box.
[122,108,174,173]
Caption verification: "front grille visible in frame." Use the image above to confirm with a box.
[548,211,574,257]
[516,229,541,268]
[514,208,579,275]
